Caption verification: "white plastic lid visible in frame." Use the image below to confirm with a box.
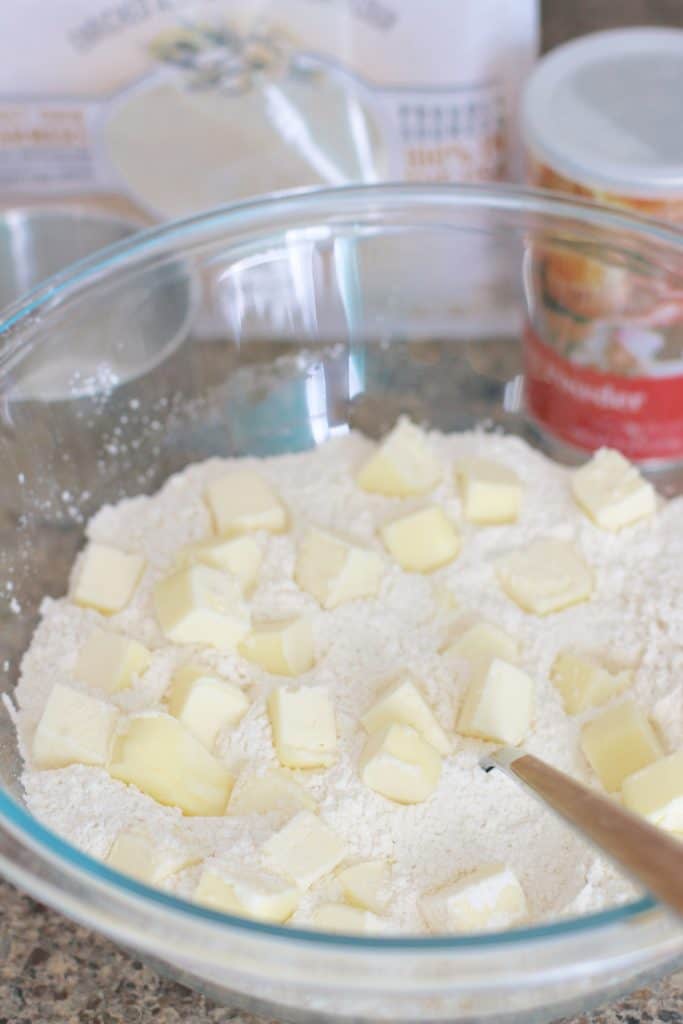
[523,28,683,198]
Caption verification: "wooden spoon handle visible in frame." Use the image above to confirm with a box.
[481,748,683,920]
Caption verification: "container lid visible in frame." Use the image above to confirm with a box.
[523,28,683,198]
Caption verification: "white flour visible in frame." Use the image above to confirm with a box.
[13,429,683,932]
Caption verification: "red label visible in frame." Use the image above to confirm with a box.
[523,325,683,461]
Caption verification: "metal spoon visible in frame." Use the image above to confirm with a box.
[481,747,683,919]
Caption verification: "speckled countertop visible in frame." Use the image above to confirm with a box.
[3,2,683,1022]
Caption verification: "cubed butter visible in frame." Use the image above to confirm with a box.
[108,712,234,816]
[32,683,120,769]
[194,866,299,923]
[168,665,249,749]
[228,769,317,816]
[70,542,145,614]
[295,528,383,609]
[311,902,382,934]
[106,829,199,884]
[572,448,656,531]
[239,617,315,676]
[621,751,683,832]
[551,650,631,715]
[420,863,528,933]
[380,506,460,573]
[177,536,262,593]
[444,622,519,667]
[361,676,451,755]
[496,539,593,615]
[263,810,346,889]
[456,457,522,524]
[357,418,441,497]
[205,470,287,535]
[337,860,391,914]
[268,685,337,768]
[154,565,250,649]
[457,658,534,746]
[74,628,151,694]
[359,723,441,804]
[580,701,663,792]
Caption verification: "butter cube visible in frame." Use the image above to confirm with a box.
[445,622,519,667]
[456,457,522,524]
[337,860,391,914]
[154,565,250,649]
[361,676,451,755]
[268,685,337,768]
[178,536,262,593]
[75,628,151,694]
[71,542,145,614]
[622,751,683,832]
[194,866,299,923]
[106,829,199,884]
[205,470,287,536]
[168,665,249,749]
[420,863,528,933]
[239,617,315,676]
[311,903,382,934]
[572,449,656,531]
[457,659,534,746]
[496,539,593,615]
[359,723,441,804]
[357,418,441,497]
[228,769,317,816]
[380,506,460,573]
[551,651,631,715]
[580,701,663,792]
[263,810,346,889]
[109,712,234,816]
[32,683,120,769]
[295,528,383,609]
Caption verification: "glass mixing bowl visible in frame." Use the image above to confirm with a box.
[1,185,682,1023]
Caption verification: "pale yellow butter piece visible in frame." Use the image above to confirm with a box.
[457,658,533,746]
[621,751,683,832]
[551,651,631,715]
[71,542,145,615]
[580,701,663,792]
[456,457,521,524]
[420,863,528,934]
[154,565,250,649]
[228,769,317,816]
[32,683,120,769]
[263,810,347,890]
[359,722,441,804]
[445,622,519,667]
[572,448,656,531]
[380,506,460,573]
[168,664,249,749]
[337,860,391,914]
[496,539,592,615]
[109,712,234,816]
[268,685,337,769]
[295,528,383,609]
[311,902,382,934]
[194,866,299,923]
[177,535,262,593]
[357,418,441,497]
[75,628,151,694]
[205,470,287,536]
[106,829,199,884]
[240,617,315,676]
[361,676,451,755]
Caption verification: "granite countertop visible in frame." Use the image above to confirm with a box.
[3,2,683,1022]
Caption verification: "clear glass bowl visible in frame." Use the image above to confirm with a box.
[1,185,682,1023]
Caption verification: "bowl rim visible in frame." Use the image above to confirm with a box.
[0,181,681,956]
